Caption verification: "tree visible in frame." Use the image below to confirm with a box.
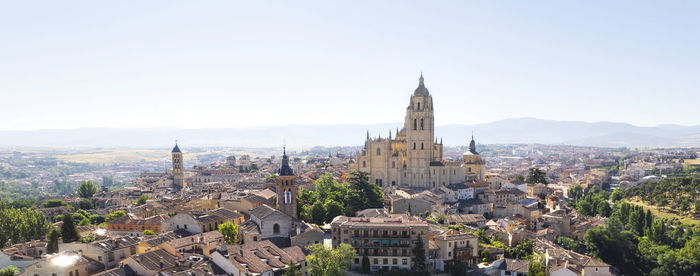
[306,243,356,276]
[526,168,547,184]
[0,266,19,276]
[450,260,467,276]
[344,171,383,215]
[557,236,580,252]
[323,200,344,224]
[361,255,370,274]
[78,217,91,226]
[218,221,239,244]
[528,262,546,276]
[285,260,301,276]
[610,188,623,202]
[47,229,60,254]
[596,201,611,217]
[412,234,427,271]
[43,199,67,208]
[105,210,126,222]
[309,201,326,225]
[136,194,149,206]
[568,184,583,201]
[78,198,94,210]
[77,180,98,198]
[61,212,80,243]
[142,229,155,236]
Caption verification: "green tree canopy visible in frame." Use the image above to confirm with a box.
[306,243,356,276]
[46,229,60,254]
[136,194,149,206]
[61,212,80,243]
[285,260,301,276]
[77,180,98,198]
[0,265,19,276]
[526,168,548,184]
[412,234,427,271]
[105,210,126,222]
[218,221,239,244]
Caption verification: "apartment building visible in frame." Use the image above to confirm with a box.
[331,215,429,272]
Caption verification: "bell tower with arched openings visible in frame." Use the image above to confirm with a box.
[275,146,297,219]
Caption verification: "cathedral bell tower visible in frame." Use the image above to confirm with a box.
[275,146,297,219]
[171,142,185,190]
[404,73,436,188]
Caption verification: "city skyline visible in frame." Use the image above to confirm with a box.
[1,1,699,131]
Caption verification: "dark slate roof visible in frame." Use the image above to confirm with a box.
[414,74,430,96]
[278,147,294,176]
[172,144,181,153]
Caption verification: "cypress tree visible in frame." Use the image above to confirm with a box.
[412,234,427,271]
[47,229,60,254]
[362,255,370,274]
[61,213,80,243]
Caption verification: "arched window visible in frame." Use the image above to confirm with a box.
[417,102,420,110]
[421,143,424,150]
[413,143,416,150]
[363,161,366,167]
[420,119,424,130]
[273,224,280,234]
[376,148,381,155]
[413,119,417,130]
[468,167,472,172]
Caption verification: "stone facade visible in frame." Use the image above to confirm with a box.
[356,75,485,189]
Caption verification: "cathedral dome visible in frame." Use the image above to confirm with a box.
[414,73,430,96]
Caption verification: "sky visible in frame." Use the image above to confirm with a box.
[0,1,698,130]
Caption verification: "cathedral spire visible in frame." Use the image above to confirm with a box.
[366,130,370,140]
[389,130,392,139]
[469,132,478,154]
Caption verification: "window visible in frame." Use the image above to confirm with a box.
[253,236,258,241]
[413,119,417,130]
[420,118,424,130]
[392,161,395,168]
[75,270,79,276]
[374,259,378,264]
[421,143,424,150]
[184,224,188,230]
[363,161,366,168]
[98,256,102,261]
[355,258,360,264]
[402,259,408,265]
[448,252,451,257]
[377,148,381,155]
[69,273,73,276]
[417,102,420,110]
[273,224,280,234]
[383,258,388,264]
[393,259,397,265]
[413,143,416,150]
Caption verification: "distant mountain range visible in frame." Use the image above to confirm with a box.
[1,118,699,148]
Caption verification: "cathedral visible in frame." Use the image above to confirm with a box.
[355,74,485,189]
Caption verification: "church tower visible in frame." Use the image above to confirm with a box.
[463,134,485,181]
[275,146,297,219]
[172,142,185,189]
[404,74,436,188]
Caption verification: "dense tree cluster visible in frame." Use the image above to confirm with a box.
[621,176,699,216]
[504,239,534,259]
[568,184,611,217]
[297,172,382,225]
[584,200,699,275]
[0,202,50,247]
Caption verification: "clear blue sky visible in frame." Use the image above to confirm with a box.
[1,1,698,130]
